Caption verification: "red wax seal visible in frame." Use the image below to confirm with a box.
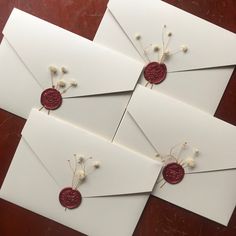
[162,163,185,184]
[59,187,82,209]
[41,88,62,110]
[144,62,167,84]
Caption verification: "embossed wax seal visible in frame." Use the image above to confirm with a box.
[59,187,82,209]
[144,62,167,84]
[162,163,185,184]
[41,88,62,110]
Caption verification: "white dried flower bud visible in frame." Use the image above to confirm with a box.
[163,50,170,56]
[76,170,86,180]
[61,67,68,74]
[181,45,188,53]
[185,157,196,168]
[93,161,101,169]
[70,79,78,87]
[76,156,84,163]
[182,142,188,149]
[57,79,66,88]
[153,45,160,52]
[194,149,200,156]
[135,33,141,40]
[162,50,170,60]
[49,66,57,74]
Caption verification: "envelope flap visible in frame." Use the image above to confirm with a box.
[22,109,161,197]
[127,85,236,173]
[3,8,143,97]
[108,0,236,72]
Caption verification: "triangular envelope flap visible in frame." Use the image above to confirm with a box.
[3,8,143,97]
[127,85,236,173]
[22,109,160,197]
[108,0,236,72]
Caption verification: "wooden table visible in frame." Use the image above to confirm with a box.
[0,0,235,235]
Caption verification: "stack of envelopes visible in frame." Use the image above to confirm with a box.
[0,0,236,235]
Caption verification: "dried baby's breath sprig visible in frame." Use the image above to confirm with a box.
[69,154,101,190]
[134,25,189,67]
[133,33,152,62]
[49,66,78,93]
[61,80,78,94]
[40,66,79,114]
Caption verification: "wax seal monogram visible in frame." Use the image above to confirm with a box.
[41,88,62,110]
[59,154,101,210]
[39,66,78,114]
[162,162,185,184]
[134,26,188,88]
[144,62,167,84]
[59,187,82,209]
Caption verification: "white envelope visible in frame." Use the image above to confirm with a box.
[114,85,236,226]
[94,0,236,114]
[0,8,143,140]
[0,108,162,236]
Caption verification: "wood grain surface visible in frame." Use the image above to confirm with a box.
[0,0,235,235]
